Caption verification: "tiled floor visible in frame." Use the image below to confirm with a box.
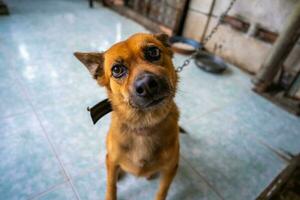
[0,0,299,199]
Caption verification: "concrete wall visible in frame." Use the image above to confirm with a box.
[183,0,300,74]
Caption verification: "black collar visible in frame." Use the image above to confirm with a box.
[87,98,112,124]
[87,98,187,134]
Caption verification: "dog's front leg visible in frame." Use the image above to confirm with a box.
[105,154,118,200]
[154,163,178,200]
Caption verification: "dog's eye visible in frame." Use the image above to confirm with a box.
[144,46,161,61]
[112,64,127,78]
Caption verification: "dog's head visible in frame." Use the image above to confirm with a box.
[74,33,177,115]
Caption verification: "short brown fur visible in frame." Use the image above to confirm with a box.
[74,33,179,200]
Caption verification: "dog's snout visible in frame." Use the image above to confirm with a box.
[131,72,170,108]
[134,73,160,97]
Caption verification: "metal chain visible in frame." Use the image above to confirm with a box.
[175,0,237,72]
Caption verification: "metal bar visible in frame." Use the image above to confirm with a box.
[200,0,216,42]
[111,5,172,34]
[253,1,300,92]
[89,0,93,8]
[175,0,190,35]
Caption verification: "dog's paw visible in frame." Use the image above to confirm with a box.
[105,195,116,200]
[105,198,115,200]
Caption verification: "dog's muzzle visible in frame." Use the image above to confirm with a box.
[131,72,170,108]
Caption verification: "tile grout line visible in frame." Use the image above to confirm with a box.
[180,77,254,125]
[251,135,292,164]
[186,100,236,124]
[28,162,103,199]
[0,110,32,120]
[26,98,82,200]
[70,165,99,180]
[28,181,68,200]
[10,67,82,200]
[176,65,253,123]
[180,154,225,200]
[28,165,101,200]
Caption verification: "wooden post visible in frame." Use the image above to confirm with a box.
[253,1,300,92]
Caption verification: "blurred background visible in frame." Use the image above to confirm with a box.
[0,0,300,200]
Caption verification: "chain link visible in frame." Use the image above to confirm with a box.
[175,0,237,73]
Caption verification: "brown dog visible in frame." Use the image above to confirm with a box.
[74,33,179,200]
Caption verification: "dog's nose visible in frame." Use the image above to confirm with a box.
[134,73,159,97]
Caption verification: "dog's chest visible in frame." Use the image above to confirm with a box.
[121,135,161,168]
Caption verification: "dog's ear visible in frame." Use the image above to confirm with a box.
[154,33,173,57]
[74,52,104,80]
[154,33,171,48]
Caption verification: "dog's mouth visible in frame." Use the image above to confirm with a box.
[129,95,169,110]
[145,96,166,107]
